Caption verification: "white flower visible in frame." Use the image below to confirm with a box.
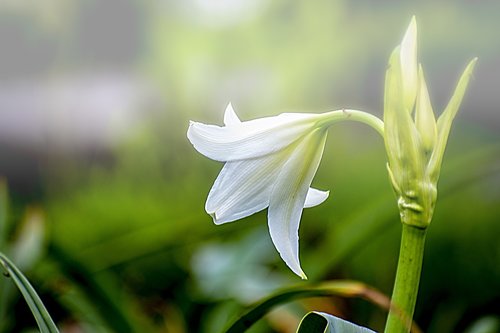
[187,104,331,278]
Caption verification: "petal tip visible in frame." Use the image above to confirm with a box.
[186,122,199,145]
[410,15,416,26]
[304,188,330,208]
[282,255,307,279]
[186,120,198,134]
[407,16,417,35]
[207,208,236,225]
[223,102,241,126]
[469,57,478,70]
[206,208,220,224]
[288,260,308,279]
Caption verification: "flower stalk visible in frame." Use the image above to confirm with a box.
[318,109,384,136]
[384,224,426,333]
[383,17,476,333]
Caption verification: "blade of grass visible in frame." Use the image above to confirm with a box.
[0,252,59,333]
[0,179,8,249]
[48,243,159,332]
[0,179,11,332]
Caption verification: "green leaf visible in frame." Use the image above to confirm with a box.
[0,252,60,333]
[296,312,376,333]
[223,280,387,333]
[48,243,141,333]
[0,179,9,249]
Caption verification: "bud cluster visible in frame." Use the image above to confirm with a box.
[384,17,477,228]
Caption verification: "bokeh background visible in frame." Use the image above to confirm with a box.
[0,0,499,332]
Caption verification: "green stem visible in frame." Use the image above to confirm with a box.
[320,109,385,137]
[384,224,427,333]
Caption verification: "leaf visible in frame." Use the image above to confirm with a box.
[296,312,376,333]
[0,252,60,333]
[11,208,46,270]
[48,243,141,333]
[0,179,9,250]
[223,280,389,333]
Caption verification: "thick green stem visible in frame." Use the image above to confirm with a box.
[384,224,427,333]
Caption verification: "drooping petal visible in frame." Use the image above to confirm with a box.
[304,188,330,208]
[205,152,287,224]
[187,112,321,162]
[223,103,241,126]
[267,129,328,279]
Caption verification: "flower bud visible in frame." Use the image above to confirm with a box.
[383,18,476,228]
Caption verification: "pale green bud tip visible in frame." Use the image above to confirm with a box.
[415,65,437,153]
[428,57,478,182]
[400,16,418,113]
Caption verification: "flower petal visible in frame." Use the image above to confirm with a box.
[223,103,241,126]
[304,188,330,208]
[267,129,328,279]
[205,152,287,224]
[187,112,320,162]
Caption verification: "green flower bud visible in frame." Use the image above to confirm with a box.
[384,18,477,228]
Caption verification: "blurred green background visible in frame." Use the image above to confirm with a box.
[0,0,499,332]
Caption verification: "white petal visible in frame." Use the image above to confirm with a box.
[187,113,320,162]
[304,188,330,208]
[267,129,328,279]
[223,103,241,126]
[206,152,287,224]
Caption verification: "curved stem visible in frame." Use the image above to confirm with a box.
[384,224,427,333]
[319,109,385,137]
